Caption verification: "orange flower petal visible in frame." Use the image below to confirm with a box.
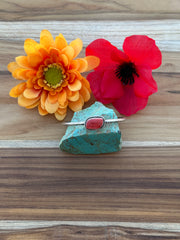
[59,100,68,108]
[9,86,19,98]
[76,58,88,73]
[9,82,26,98]
[44,84,52,91]
[59,54,69,67]
[28,54,43,68]
[49,48,60,62]
[67,90,79,102]
[27,79,34,88]
[68,72,77,84]
[80,86,91,102]
[61,79,68,89]
[58,34,67,45]
[69,38,83,58]
[40,30,54,49]
[69,60,80,70]
[68,79,82,91]
[36,69,44,78]
[38,78,45,88]
[49,90,57,96]
[38,104,48,116]
[23,88,41,99]
[68,95,84,112]
[24,39,49,59]
[26,100,40,109]
[18,94,40,107]
[14,69,29,80]
[40,90,48,110]
[48,92,58,104]
[26,70,36,79]
[12,68,24,80]
[7,62,19,73]
[16,56,32,69]
[81,77,91,91]
[58,33,68,45]
[24,38,40,55]
[44,58,53,66]
[55,112,66,121]
[61,46,74,62]
[73,70,82,79]
[55,36,67,50]
[58,90,67,105]
[38,47,49,59]
[56,107,67,115]
[45,98,59,113]
[34,84,42,90]
[85,56,100,71]
[66,88,72,97]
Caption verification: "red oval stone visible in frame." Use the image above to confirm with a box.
[85,117,104,130]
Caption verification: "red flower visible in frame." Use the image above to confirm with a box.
[86,35,162,116]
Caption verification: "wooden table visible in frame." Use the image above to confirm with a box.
[0,0,180,239]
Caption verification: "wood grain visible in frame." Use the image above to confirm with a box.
[0,0,180,21]
[1,221,180,231]
[1,225,180,240]
[1,20,180,54]
[0,147,180,222]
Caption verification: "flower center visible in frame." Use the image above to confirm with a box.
[44,63,66,89]
[115,62,139,85]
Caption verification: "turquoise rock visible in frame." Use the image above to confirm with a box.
[59,102,122,154]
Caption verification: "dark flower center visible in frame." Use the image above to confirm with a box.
[115,62,139,85]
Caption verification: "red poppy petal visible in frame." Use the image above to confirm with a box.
[87,70,103,101]
[87,70,116,104]
[133,75,157,98]
[136,65,158,89]
[101,70,124,99]
[86,39,118,69]
[123,35,162,69]
[111,48,129,63]
[112,85,148,116]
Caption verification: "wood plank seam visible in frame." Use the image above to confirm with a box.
[0,140,180,148]
[0,20,180,51]
[0,221,179,232]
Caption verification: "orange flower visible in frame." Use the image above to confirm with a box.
[8,30,99,120]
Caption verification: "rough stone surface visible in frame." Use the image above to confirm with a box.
[59,102,122,154]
